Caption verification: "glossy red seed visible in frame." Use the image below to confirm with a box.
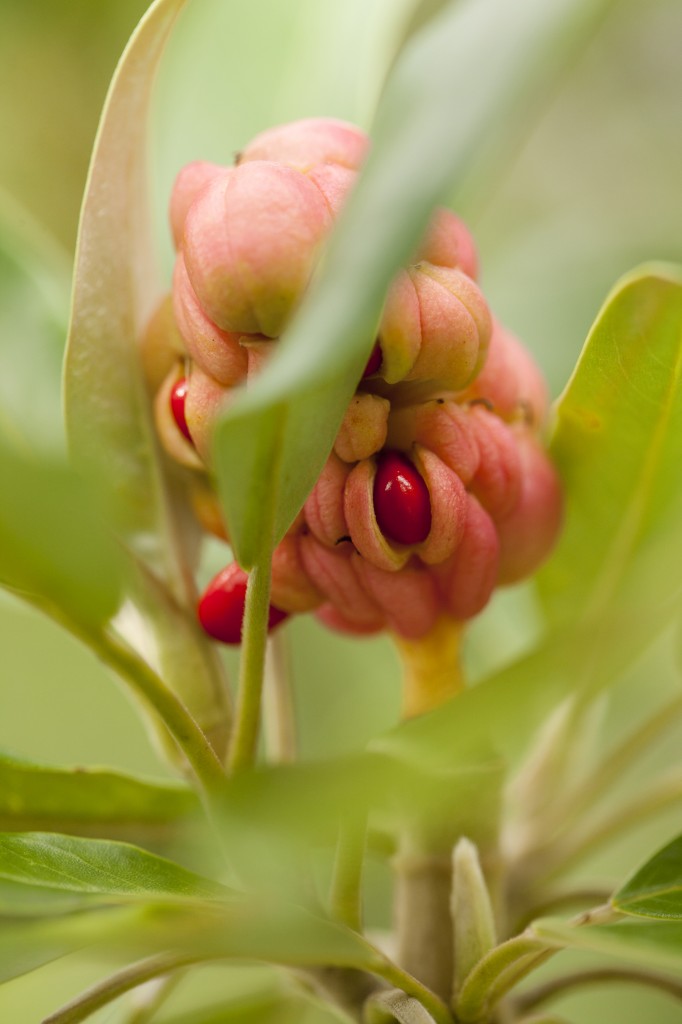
[362,342,383,378]
[373,451,432,545]
[170,377,193,443]
[198,563,289,645]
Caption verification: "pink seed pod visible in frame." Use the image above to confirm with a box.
[304,453,351,548]
[154,366,203,471]
[139,295,186,394]
[307,163,358,217]
[433,495,500,620]
[496,429,563,584]
[299,535,384,629]
[386,398,480,485]
[414,208,479,280]
[270,533,323,613]
[183,365,233,464]
[169,161,227,249]
[172,255,249,386]
[379,264,492,389]
[315,603,384,636]
[334,393,390,463]
[457,318,549,428]
[239,117,369,172]
[353,554,442,640]
[183,161,333,337]
[466,405,522,521]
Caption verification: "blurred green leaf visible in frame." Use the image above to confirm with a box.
[0,833,231,905]
[215,0,623,568]
[163,993,303,1024]
[614,834,682,920]
[0,752,198,839]
[63,0,198,597]
[539,265,682,630]
[0,188,70,454]
[0,443,125,626]
[0,905,142,984]
[533,917,682,975]
[372,600,668,780]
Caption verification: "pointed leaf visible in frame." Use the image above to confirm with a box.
[539,265,682,629]
[215,0,622,567]
[533,917,682,975]
[614,834,682,920]
[0,443,125,626]
[64,0,196,594]
[0,833,231,906]
[0,187,70,454]
[0,753,198,839]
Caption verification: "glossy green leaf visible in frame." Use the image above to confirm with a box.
[0,752,198,839]
[215,0,621,568]
[373,600,667,779]
[539,265,682,629]
[0,442,125,626]
[63,0,197,597]
[614,834,682,920]
[533,917,682,976]
[0,833,231,905]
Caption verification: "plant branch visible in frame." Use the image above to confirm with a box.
[330,813,367,932]
[41,953,214,1024]
[263,628,297,763]
[366,947,454,1024]
[228,553,274,774]
[515,966,682,1014]
[553,691,682,833]
[455,933,556,1022]
[540,772,682,881]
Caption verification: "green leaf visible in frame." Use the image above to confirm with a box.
[0,752,198,839]
[614,833,682,920]
[0,906,142,984]
[539,265,682,630]
[0,187,70,455]
[533,917,682,975]
[0,833,231,905]
[63,0,197,596]
[372,601,667,779]
[215,0,622,568]
[0,442,125,626]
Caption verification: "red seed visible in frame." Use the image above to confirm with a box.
[373,451,432,545]
[362,342,382,378]
[198,563,289,645]
[170,377,193,443]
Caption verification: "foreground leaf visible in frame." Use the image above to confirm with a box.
[0,833,230,905]
[216,0,616,567]
[0,753,198,839]
[0,443,124,626]
[614,833,682,920]
[63,0,196,596]
[539,265,682,629]
[533,917,682,975]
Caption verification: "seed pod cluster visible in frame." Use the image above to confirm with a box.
[141,118,562,644]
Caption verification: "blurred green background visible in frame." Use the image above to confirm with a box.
[1,0,681,1020]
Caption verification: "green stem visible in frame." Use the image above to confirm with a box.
[41,953,215,1024]
[551,691,682,835]
[228,555,274,774]
[330,813,367,932]
[263,629,297,763]
[369,952,454,1024]
[123,971,184,1024]
[515,966,682,1013]
[94,627,227,802]
[539,772,682,881]
[455,934,555,1022]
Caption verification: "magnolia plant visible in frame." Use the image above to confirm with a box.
[1,1,682,1023]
